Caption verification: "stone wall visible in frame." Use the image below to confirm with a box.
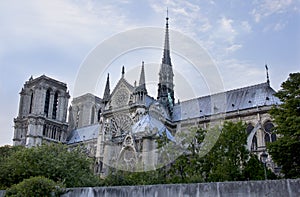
[61,179,300,197]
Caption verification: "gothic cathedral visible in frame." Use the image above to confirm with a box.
[14,17,280,175]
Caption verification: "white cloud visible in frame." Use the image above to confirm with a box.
[216,59,265,90]
[226,44,243,52]
[251,0,296,23]
[219,17,236,42]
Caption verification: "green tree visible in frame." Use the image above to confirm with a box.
[5,176,65,197]
[268,72,300,178]
[208,121,249,182]
[0,143,100,189]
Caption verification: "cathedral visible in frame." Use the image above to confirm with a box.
[13,16,280,175]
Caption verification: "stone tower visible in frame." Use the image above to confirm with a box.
[157,15,175,114]
[13,75,69,147]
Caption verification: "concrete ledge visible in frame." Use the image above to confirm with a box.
[61,179,300,197]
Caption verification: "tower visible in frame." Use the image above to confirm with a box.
[13,75,70,147]
[157,14,175,114]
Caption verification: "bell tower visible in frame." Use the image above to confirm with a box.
[13,75,69,147]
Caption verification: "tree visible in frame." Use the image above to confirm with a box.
[208,121,249,182]
[268,72,300,178]
[5,176,65,197]
[0,143,100,189]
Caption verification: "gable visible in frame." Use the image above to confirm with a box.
[110,78,134,108]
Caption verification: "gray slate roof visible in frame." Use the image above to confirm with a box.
[67,124,99,144]
[172,82,280,121]
[132,114,175,141]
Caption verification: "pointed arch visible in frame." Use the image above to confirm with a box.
[29,91,34,114]
[52,91,59,119]
[44,89,51,117]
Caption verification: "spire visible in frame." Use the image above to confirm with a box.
[157,11,175,115]
[135,61,147,94]
[162,10,172,66]
[139,61,146,86]
[265,64,270,85]
[122,66,125,78]
[102,73,110,103]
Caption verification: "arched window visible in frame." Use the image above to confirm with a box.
[90,107,95,124]
[264,121,275,144]
[246,123,254,135]
[251,134,257,151]
[265,133,270,143]
[29,92,34,114]
[52,92,59,119]
[44,89,50,117]
[271,133,277,142]
[263,121,274,133]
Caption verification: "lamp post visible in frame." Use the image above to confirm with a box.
[260,151,268,180]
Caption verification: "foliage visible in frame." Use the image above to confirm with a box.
[102,169,162,186]
[268,72,300,178]
[5,176,65,197]
[0,143,100,189]
[0,145,23,162]
[208,121,249,182]
[101,121,276,186]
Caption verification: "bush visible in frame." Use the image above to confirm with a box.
[5,176,65,197]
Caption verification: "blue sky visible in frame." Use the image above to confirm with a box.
[0,0,299,146]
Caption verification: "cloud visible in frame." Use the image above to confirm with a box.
[218,17,236,43]
[226,44,243,52]
[251,0,296,23]
[216,58,265,90]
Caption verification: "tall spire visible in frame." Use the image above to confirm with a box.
[102,73,110,104]
[139,61,146,86]
[157,11,175,115]
[162,9,172,66]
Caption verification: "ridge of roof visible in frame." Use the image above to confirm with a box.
[176,82,272,105]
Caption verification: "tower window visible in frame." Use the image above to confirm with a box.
[29,92,34,114]
[52,92,58,119]
[44,89,50,117]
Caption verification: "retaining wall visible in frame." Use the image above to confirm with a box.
[61,179,300,197]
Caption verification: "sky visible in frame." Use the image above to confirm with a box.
[0,0,299,146]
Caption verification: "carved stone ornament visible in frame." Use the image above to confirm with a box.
[112,88,129,107]
[110,113,134,137]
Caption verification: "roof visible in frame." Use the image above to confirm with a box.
[173,82,281,121]
[66,124,99,144]
[145,95,156,107]
[132,114,175,141]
